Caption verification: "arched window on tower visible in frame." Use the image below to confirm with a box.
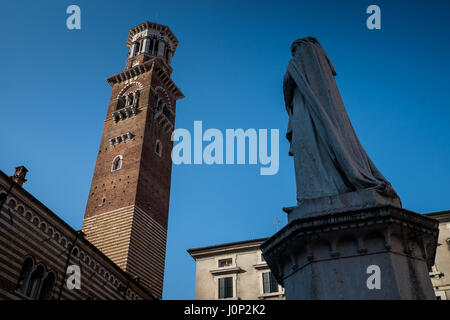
[134,41,141,56]
[154,97,163,115]
[27,265,45,299]
[16,257,33,295]
[165,47,171,61]
[126,93,133,106]
[154,39,160,55]
[125,91,139,107]
[112,155,123,171]
[163,104,171,119]
[117,96,125,110]
[38,272,56,300]
[149,38,154,54]
[155,140,162,157]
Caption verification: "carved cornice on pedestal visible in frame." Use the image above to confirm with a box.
[261,206,439,287]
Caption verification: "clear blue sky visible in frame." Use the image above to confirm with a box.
[0,0,449,299]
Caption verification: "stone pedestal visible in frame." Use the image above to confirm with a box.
[261,206,439,300]
[284,189,402,221]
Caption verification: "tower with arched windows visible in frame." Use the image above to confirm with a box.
[81,21,184,298]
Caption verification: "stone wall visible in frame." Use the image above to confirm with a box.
[0,171,154,300]
[188,239,285,300]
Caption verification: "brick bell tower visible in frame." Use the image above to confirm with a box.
[82,21,184,298]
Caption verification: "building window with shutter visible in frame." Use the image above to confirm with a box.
[262,272,278,294]
[218,277,233,299]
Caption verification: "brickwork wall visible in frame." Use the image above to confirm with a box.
[0,175,153,300]
[82,60,178,298]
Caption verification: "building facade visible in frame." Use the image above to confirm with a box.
[0,21,182,300]
[0,168,154,300]
[189,220,450,301]
[188,238,285,300]
[427,211,450,299]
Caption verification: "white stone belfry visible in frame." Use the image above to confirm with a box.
[126,21,176,66]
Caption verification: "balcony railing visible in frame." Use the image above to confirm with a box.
[112,103,138,122]
[109,132,134,146]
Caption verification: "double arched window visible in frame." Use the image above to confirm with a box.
[16,257,57,300]
[117,91,139,110]
[39,272,56,300]
[17,257,33,294]
[27,265,45,298]
[126,91,139,107]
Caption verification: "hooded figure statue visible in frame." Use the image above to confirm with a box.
[283,37,401,207]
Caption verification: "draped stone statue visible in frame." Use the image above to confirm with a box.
[261,38,437,301]
[283,37,401,219]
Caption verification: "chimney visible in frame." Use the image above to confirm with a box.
[11,166,28,186]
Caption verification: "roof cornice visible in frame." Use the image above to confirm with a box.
[187,238,269,259]
[106,59,184,100]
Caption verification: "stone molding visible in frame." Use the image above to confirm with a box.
[261,206,439,287]
[210,267,242,276]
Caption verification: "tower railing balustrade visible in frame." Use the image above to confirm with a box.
[112,101,138,123]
